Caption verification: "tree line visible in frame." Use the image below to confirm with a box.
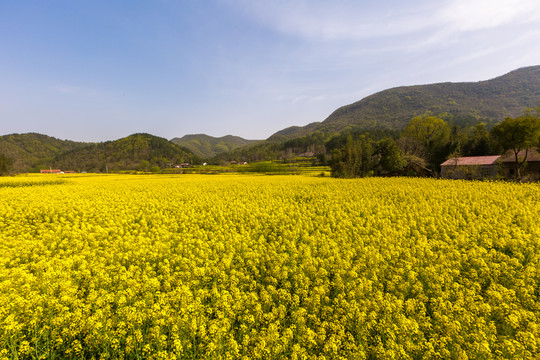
[2,105,539,178]
[329,104,540,179]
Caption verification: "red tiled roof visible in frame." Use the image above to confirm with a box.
[441,155,501,166]
[40,169,62,173]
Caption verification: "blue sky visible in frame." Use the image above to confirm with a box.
[1,0,540,142]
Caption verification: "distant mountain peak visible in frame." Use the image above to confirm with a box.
[171,134,260,158]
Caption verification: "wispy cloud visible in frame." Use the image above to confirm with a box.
[223,0,540,43]
[439,0,540,32]
[222,0,436,40]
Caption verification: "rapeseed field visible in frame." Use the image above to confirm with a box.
[0,174,539,359]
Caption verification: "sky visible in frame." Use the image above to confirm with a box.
[1,0,540,142]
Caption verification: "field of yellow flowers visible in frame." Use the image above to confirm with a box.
[1,174,539,359]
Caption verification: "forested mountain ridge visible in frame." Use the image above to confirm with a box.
[0,133,89,172]
[52,133,194,172]
[171,134,259,158]
[269,65,540,140]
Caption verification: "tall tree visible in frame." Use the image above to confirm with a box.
[402,114,451,171]
[403,114,450,149]
[491,113,540,179]
[330,135,373,178]
[461,122,493,156]
[373,138,406,175]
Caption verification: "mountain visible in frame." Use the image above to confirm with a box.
[268,65,540,140]
[171,134,260,158]
[0,133,88,172]
[52,133,193,172]
[267,122,322,142]
[3,66,540,171]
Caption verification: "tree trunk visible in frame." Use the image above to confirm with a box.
[514,148,529,180]
[514,149,520,180]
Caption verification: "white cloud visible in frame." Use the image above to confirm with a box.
[223,0,540,44]
[439,0,540,32]
[222,0,437,40]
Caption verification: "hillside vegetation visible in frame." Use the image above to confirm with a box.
[53,133,193,172]
[171,134,259,158]
[0,133,88,173]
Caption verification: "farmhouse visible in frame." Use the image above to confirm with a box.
[441,149,540,180]
[440,156,501,179]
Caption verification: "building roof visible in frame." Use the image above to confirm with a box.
[441,155,501,167]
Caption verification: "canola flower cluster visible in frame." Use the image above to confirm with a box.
[0,174,539,359]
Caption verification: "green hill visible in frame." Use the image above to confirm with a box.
[0,133,88,172]
[3,66,540,171]
[170,134,259,158]
[269,65,540,140]
[267,122,322,142]
[52,133,194,172]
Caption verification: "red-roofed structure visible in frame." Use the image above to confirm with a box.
[441,155,502,179]
[40,169,63,174]
[441,156,501,167]
[441,149,540,180]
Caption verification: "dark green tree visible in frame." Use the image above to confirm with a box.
[373,138,406,175]
[402,114,451,172]
[491,113,540,179]
[139,160,150,172]
[330,135,374,178]
[461,122,493,156]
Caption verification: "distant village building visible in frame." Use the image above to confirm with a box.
[39,169,76,174]
[40,169,63,174]
[175,163,191,168]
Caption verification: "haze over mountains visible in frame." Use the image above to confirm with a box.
[1,65,540,172]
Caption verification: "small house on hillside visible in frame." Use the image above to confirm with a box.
[440,156,501,180]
